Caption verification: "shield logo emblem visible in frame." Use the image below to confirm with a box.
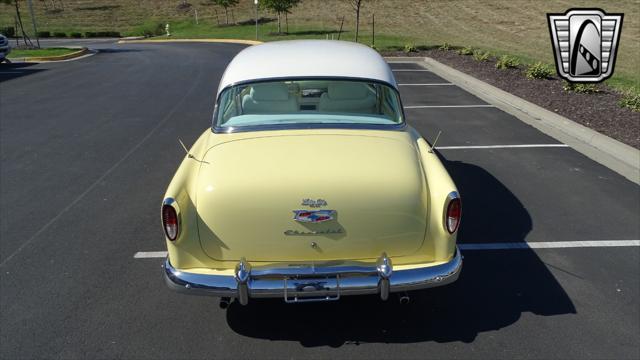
[293,210,336,223]
[547,8,623,82]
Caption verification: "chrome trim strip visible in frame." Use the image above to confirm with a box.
[163,248,462,304]
[162,197,180,215]
[212,122,407,134]
[216,76,400,97]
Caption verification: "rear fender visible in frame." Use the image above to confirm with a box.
[416,138,459,262]
[163,130,217,269]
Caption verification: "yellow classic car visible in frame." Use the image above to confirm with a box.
[162,40,462,306]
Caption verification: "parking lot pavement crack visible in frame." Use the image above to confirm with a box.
[542,261,585,280]
[0,65,203,268]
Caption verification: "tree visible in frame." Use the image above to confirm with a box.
[347,0,363,42]
[261,0,300,34]
[1,0,35,47]
[211,0,239,25]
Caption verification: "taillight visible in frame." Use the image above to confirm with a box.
[445,194,461,234]
[162,204,179,241]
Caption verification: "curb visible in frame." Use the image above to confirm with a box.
[119,36,145,41]
[118,38,263,45]
[9,47,91,62]
[386,56,640,185]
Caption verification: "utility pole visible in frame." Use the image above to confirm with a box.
[254,0,258,40]
[372,13,375,47]
[26,0,39,48]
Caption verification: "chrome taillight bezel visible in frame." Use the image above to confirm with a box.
[443,191,461,234]
[162,198,181,241]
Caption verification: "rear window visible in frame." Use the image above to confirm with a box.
[213,79,403,130]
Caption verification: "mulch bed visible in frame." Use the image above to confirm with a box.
[382,49,639,149]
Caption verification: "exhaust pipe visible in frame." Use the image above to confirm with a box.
[219,297,231,309]
[398,293,410,305]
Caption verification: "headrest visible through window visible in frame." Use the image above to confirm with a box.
[327,82,371,100]
[249,83,291,101]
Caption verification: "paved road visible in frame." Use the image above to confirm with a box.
[0,43,638,359]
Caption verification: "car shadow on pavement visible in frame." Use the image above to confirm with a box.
[225,160,576,347]
[444,159,533,244]
[0,63,45,82]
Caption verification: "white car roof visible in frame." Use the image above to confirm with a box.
[217,40,397,95]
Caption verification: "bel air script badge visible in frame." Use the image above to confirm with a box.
[301,198,327,208]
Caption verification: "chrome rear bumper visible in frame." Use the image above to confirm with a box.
[163,247,462,305]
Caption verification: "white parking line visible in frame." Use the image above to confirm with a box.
[404,105,495,108]
[134,240,640,259]
[459,240,640,250]
[437,144,570,150]
[392,69,432,72]
[134,251,168,258]
[398,83,454,86]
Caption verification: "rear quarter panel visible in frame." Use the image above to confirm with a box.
[163,130,217,269]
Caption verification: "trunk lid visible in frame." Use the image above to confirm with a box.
[196,133,428,262]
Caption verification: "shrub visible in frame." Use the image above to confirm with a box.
[525,62,554,79]
[37,31,51,38]
[618,91,640,112]
[53,32,67,38]
[1,26,15,37]
[458,46,473,55]
[70,32,82,38]
[562,82,600,94]
[83,31,120,38]
[403,43,417,53]
[95,31,121,37]
[438,42,451,51]
[496,55,520,69]
[133,20,166,37]
[472,50,490,62]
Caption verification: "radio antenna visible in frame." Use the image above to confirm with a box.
[178,138,194,159]
[428,131,442,153]
[178,138,208,164]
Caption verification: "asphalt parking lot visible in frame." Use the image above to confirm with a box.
[1,43,638,359]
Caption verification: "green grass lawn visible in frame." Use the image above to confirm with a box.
[8,47,79,58]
